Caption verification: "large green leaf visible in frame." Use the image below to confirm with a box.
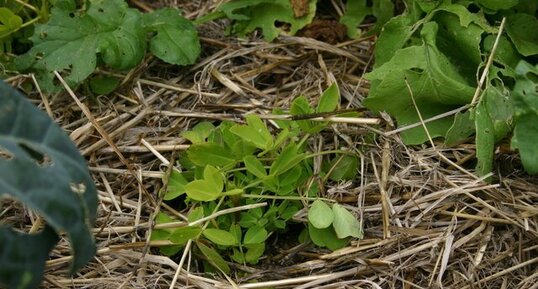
[474,104,494,177]
[506,14,538,57]
[142,8,201,65]
[0,226,58,289]
[511,61,538,174]
[218,0,316,41]
[364,22,475,144]
[15,0,146,91]
[0,81,97,288]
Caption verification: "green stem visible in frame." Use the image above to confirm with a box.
[242,194,336,202]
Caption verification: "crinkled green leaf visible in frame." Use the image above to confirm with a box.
[308,200,333,229]
[218,0,316,41]
[445,111,475,146]
[474,103,494,177]
[0,81,97,283]
[15,0,146,91]
[511,61,538,174]
[203,228,237,246]
[476,0,519,11]
[364,22,475,144]
[339,0,369,38]
[506,14,538,56]
[332,204,362,239]
[142,8,200,65]
[373,14,415,67]
[483,35,521,69]
[187,143,236,167]
[483,81,513,142]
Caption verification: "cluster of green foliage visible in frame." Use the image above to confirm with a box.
[363,0,538,174]
[3,0,201,93]
[0,0,51,56]
[152,84,363,271]
[3,0,538,288]
[0,81,97,289]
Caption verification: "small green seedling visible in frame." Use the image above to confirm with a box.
[154,84,363,271]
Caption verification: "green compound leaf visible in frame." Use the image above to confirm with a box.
[203,165,224,193]
[142,8,201,65]
[243,155,267,178]
[187,143,236,167]
[269,143,305,176]
[16,0,146,91]
[245,242,265,264]
[364,22,475,144]
[181,121,215,144]
[197,242,230,274]
[511,61,538,174]
[185,180,221,202]
[169,226,202,245]
[203,229,237,246]
[163,170,188,201]
[327,155,359,181]
[230,115,273,150]
[317,83,340,113]
[243,225,267,245]
[218,0,316,41]
[0,81,97,287]
[308,200,333,229]
[332,204,363,239]
[308,222,348,251]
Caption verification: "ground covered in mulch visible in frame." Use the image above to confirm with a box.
[4,0,538,288]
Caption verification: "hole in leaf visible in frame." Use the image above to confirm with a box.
[18,143,52,167]
[98,8,104,12]
[70,182,87,195]
[410,67,424,73]
[69,12,75,18]
[467,4,480,13]
[526,72,538,83]
[0,146,14,161]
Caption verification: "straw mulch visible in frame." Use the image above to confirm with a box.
[4,1,538,288]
